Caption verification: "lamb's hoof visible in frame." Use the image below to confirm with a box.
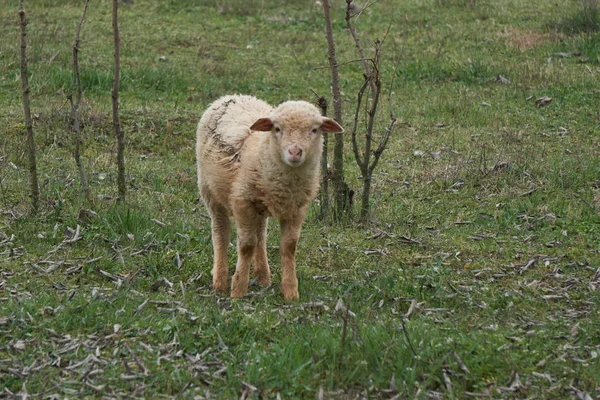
[231,273,249,298]
[282,288,299,301]
[256,275,271,288]
[213,277,229,294]
[231,287,248,298]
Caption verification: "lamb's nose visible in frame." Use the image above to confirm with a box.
[288,148,302,157]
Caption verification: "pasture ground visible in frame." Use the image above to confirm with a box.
[1,0,599,398]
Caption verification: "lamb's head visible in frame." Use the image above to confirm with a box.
[250,101,344,167]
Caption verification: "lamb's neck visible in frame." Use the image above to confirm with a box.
[268,155,319,183]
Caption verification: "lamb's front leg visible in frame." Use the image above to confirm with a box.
[231,205,259,298]
[279,214,304,301]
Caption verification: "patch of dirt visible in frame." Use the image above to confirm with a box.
[499,27,551,50]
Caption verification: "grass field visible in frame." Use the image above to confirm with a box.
[1,0,600,398]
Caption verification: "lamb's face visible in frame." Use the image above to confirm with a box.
[274,116,323,167]
[250,101,344,168]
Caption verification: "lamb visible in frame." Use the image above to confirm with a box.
[196,95,343,300]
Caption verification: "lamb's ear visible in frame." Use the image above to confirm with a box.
[320,118,344,133]
[250,118,274,131]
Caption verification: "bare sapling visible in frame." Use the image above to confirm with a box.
[321,0,349,219]
[346,1,398,221]
[18,0,40,215]
[112,0,126,202]
[67,0,91,203]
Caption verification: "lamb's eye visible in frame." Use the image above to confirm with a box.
[311,128,318,134]
[275,127,281,133]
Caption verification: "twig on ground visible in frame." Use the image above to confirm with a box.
[337,294,352,370]
[400,318,419,358]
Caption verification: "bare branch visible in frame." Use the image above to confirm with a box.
[369,119,396,175]
[314,57,376,71]
[345,0,375,94]
[350,78,370,170]
[380,21,393,48]
[369,52,401,174]
[362,41,383,175]
[351,0,382,16]
[369,117,396,174]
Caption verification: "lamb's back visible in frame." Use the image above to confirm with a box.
[196,95,272,211]
[197,95,272,158]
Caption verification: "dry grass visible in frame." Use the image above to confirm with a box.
[499,27,552,50]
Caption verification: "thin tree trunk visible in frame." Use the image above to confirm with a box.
[18,0,39,215]
[360,173,371,220]
[69,0,91,203]
[322,0,347,219]
[316,95,329,220]
[321,132,329,216]
[360,75,381,220]
[112,0,126,202]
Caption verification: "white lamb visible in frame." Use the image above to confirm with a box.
[196,95,343,300]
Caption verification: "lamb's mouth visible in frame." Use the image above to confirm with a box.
[285,158,304,167]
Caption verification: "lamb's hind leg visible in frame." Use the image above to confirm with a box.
[209,204,231,294]
[231,204,259,298]
[253,217,271,287]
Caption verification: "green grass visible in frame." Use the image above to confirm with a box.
[1,0,600,398]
